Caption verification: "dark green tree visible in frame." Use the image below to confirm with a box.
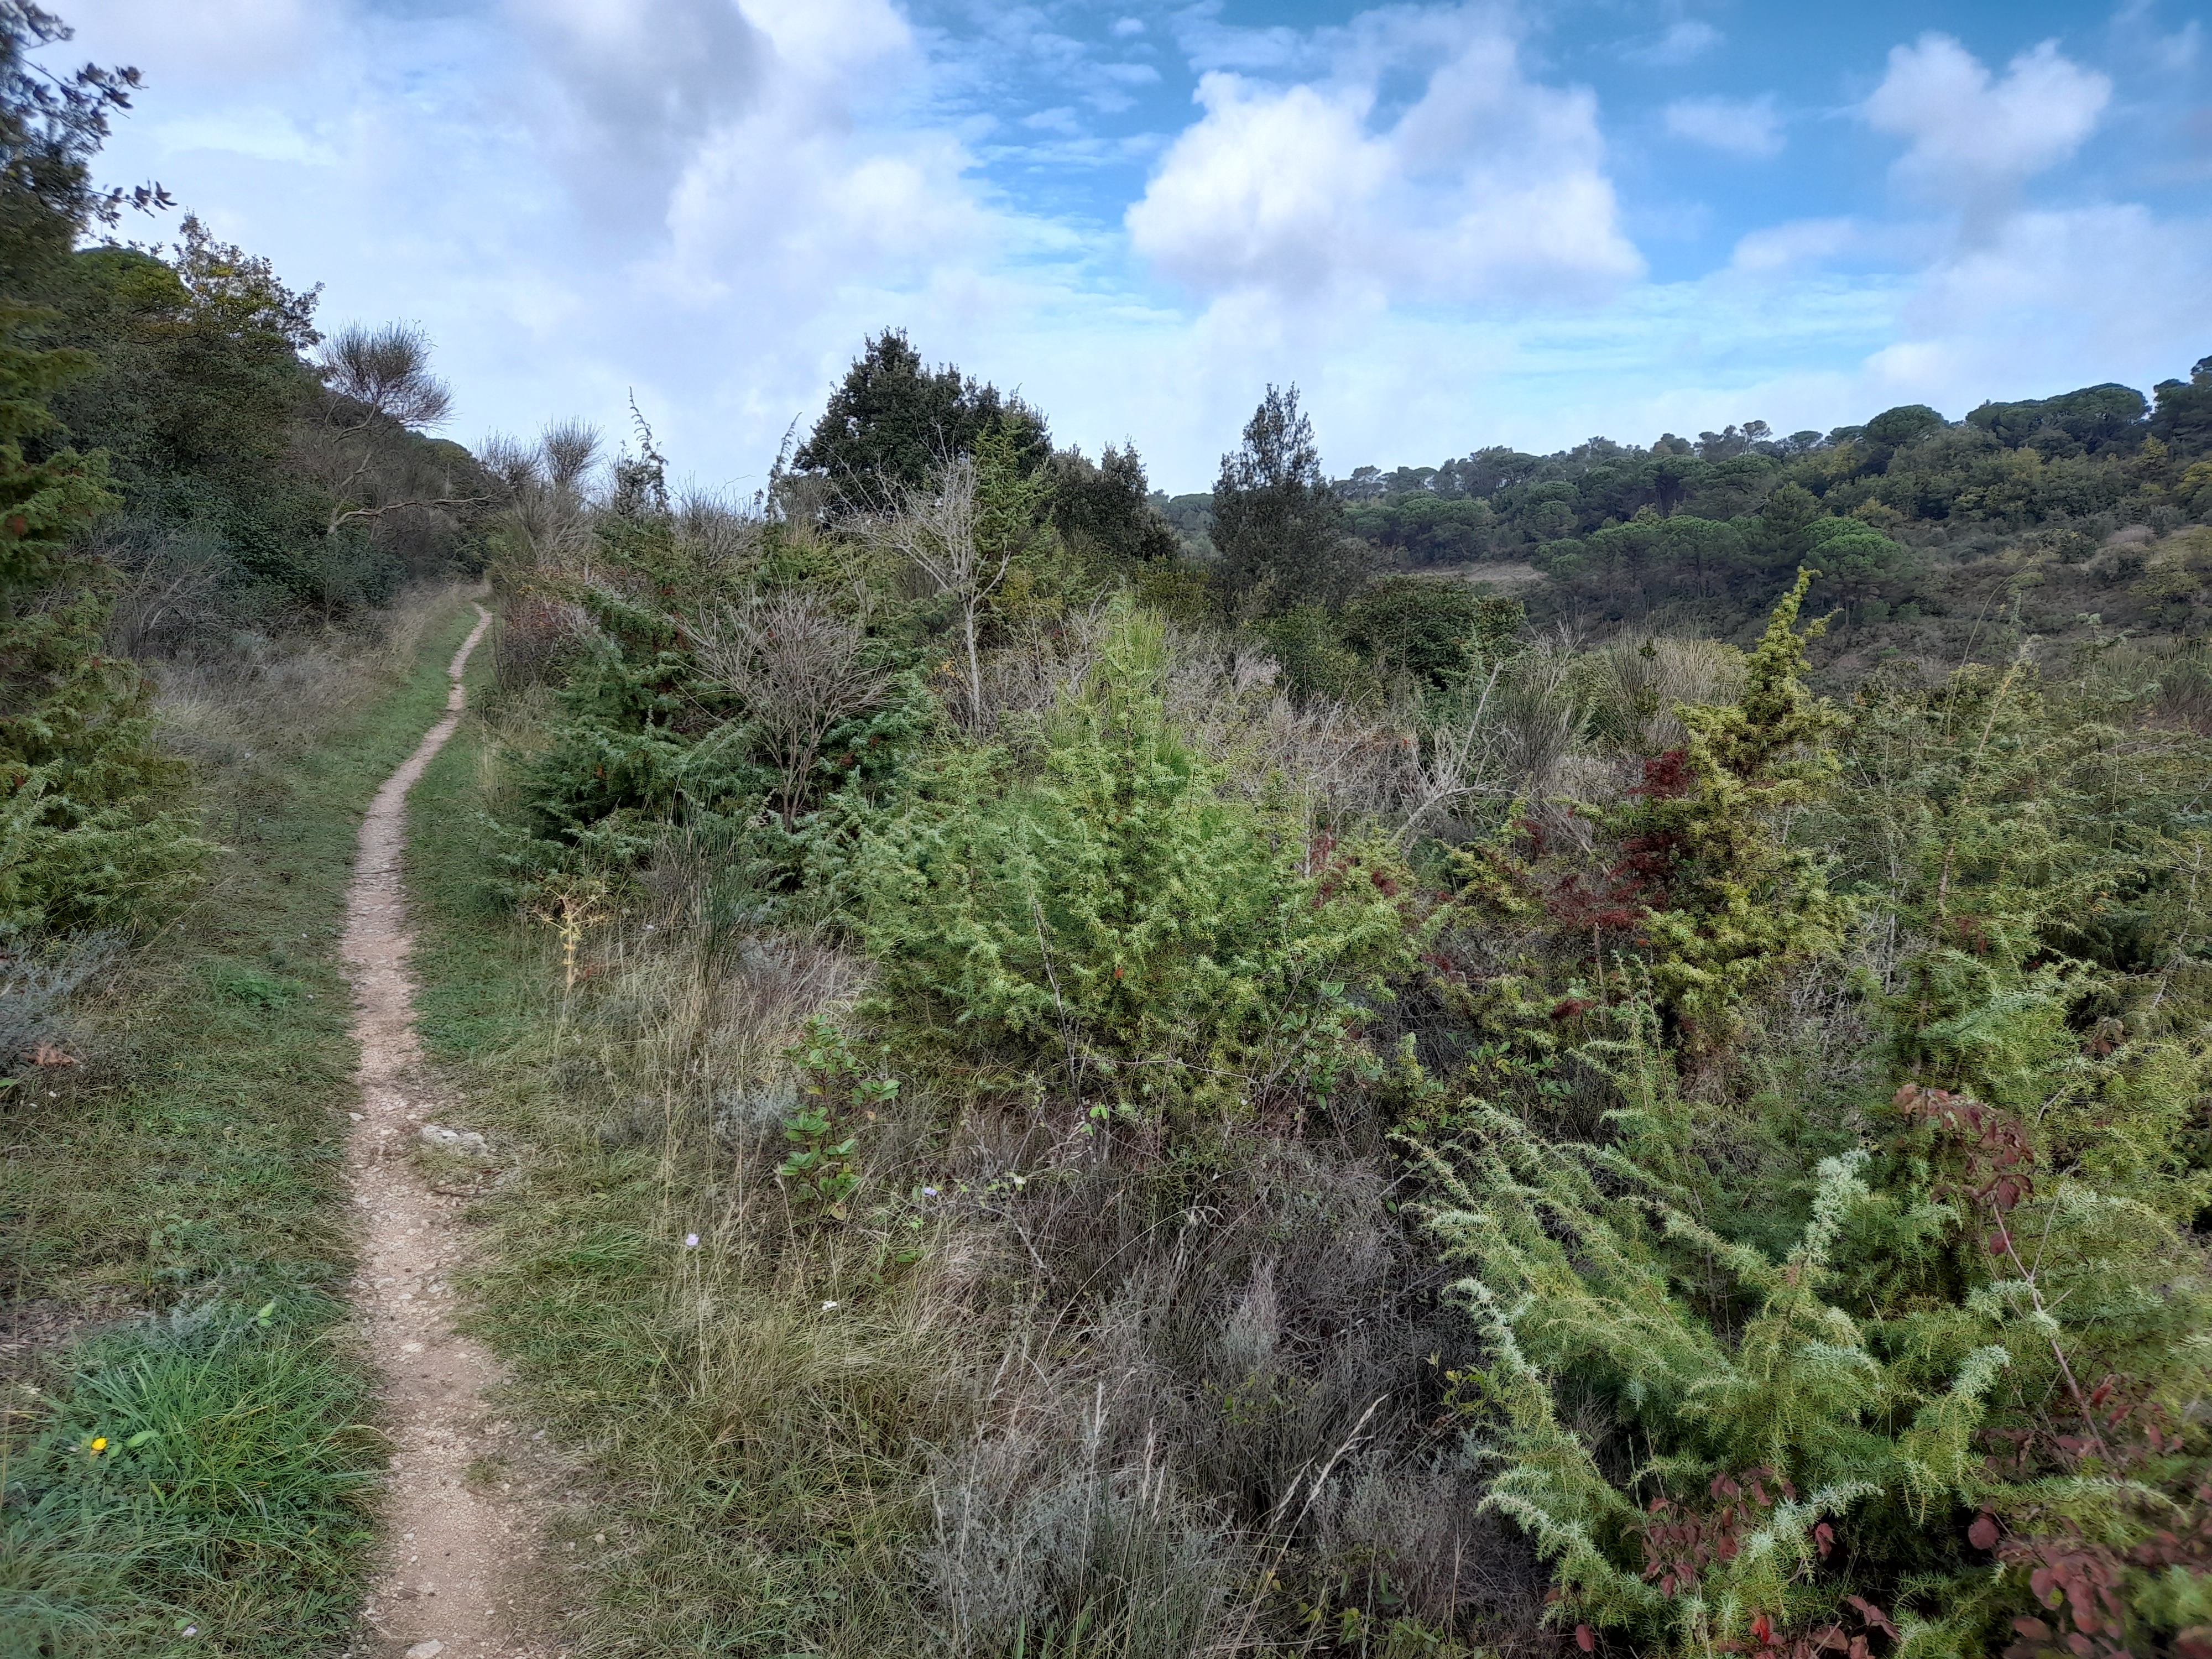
[795,328,1047,507]
[1757,481,1820,558]
[41,221,327,593]
[1968,383,2148,452]
[0,2,165,300]
[1342,576,1514,687]
[1047,441,1178,566]
[1213,384,1361,615]
[0,302,202,932]
[1862,403,1946,447]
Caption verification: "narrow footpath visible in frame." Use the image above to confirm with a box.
[341,605,556,1659]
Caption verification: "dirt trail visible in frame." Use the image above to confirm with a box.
[341,606,559,1659]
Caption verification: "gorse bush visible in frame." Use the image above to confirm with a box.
[858,598,1417,1118]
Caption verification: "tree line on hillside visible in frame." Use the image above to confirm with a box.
[789,329,2212,698]
[1329,374,2212,637]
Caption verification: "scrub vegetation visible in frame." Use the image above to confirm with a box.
[7,4,2212,1655]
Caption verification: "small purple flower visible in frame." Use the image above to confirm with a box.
[921,1187,939,1198]
[682,1233,700,1248]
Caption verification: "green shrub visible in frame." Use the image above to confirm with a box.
[1594,568,1850,1042]
[1421,1021,2212,1657]
[0,302,208,936]
[858,598,1416,1118]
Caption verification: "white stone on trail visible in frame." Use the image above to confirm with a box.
[419,1123,489,1154]
[405,1642,445,1659]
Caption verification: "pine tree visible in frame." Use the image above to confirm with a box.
[1212,385,1363,616]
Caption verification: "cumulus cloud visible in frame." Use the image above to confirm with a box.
[1863,35,2111,203]
[1665,94,1783,158]
[1127,11,1640,306]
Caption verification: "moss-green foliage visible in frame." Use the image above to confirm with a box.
[1254,602,1376,706]
[1431,579,1845,1055]
[0,298,206,935]
[858,599,1416,1117]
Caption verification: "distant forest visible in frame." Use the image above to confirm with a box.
[1154,368,2212,659]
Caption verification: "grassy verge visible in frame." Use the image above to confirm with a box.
[404,664,971,1655]
[2,591,482,1657]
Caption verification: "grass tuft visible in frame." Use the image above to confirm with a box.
[2,1306,375,1656]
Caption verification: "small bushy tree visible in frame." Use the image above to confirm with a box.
[857,598,1416,1117]
[1598,568,1851,1042]
[1213,385,1363,617]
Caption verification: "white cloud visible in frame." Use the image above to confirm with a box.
[1664,94,1782,158]
[1866,204,2212,402]
[1127,13,1640,306]
[1863,35,2111,203]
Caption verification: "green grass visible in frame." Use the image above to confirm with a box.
[2,594,482,1654]
[1,1307,377,1657]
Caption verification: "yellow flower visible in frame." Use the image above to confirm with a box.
[90,1437,108,1454]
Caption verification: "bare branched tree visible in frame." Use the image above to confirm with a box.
[694,591,893,828]
[320,322,452,428]
[872,457,1012,732]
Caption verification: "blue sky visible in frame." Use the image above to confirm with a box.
[54,0,2212,491]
